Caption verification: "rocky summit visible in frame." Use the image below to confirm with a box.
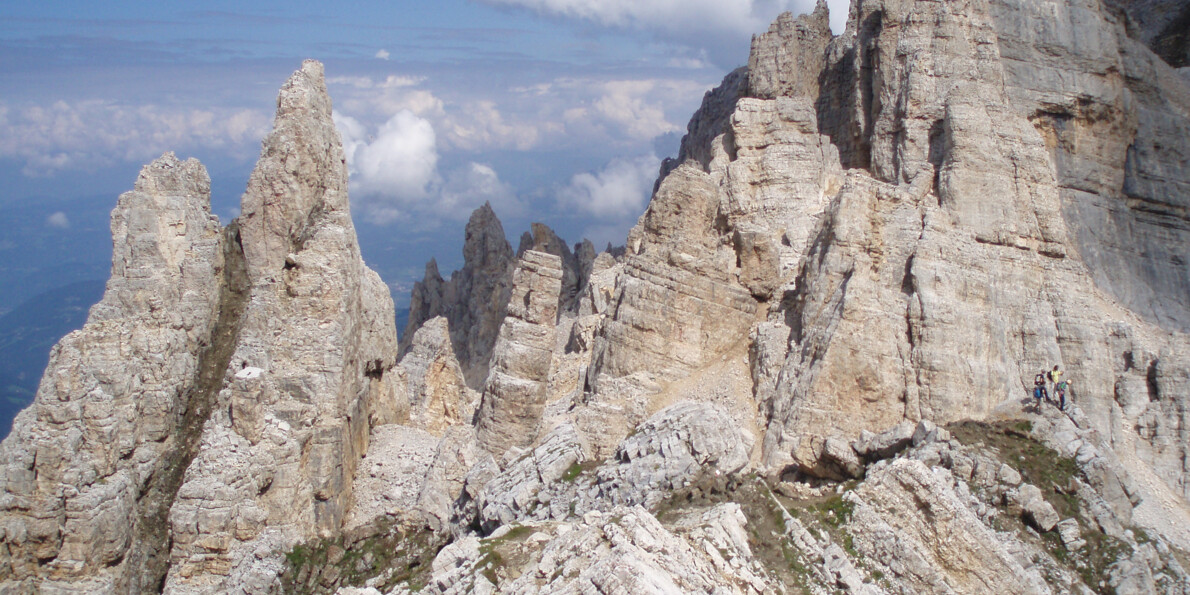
[1,0,1189,592]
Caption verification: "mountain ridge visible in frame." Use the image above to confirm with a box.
[0,0,1189,592]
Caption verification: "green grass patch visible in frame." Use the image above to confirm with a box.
[815,494,855,528]
[561,460,598,483]
[279,517,445,594]
[948,420,1080,517]
[947,420,1141,595]
[476,524,537,586]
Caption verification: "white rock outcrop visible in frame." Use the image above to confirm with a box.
[2,0,1190,592]
[0,153,226,592]
[161,60,401,594]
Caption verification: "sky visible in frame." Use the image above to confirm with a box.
[0,0,848,307]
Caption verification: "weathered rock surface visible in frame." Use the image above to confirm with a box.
[346,425,438,531]
[517,223,587,314]
[0,152,226,592]
[460,402,753,535]
[4,0,1190,592]
[390,504,770,595]
[161,60,400,593]
[398,317,479,437]
[1106,0,1190,67]
[402,205,516,390]
[474,251,564,455]
[849,458,1052,594]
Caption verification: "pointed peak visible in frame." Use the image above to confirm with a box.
[425,258,443,281]
[463,203,513,270]
[134,152,210,198]
[470,201,497,222]
[274,59,332,126]
[237,60,351,276]
[465,202,505,236]
[576,239,596,259]
[523,222,574,262]
[517,231,534,257]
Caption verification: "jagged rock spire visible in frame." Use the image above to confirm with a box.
[0,151,225,590]
[401,202,516,390]
[155,60,400,592]
[239,60,351,278]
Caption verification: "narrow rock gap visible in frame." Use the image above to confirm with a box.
[1153,6,1190,68]
[927,119,946,201]
[123,222,251,593]
[1146,359,1161,402]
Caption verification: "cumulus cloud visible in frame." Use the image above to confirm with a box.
[335,110,521,225]
[46,211,70,229]
[336,110,440,222]
[0,100,270,176]
[559,154,660,220]
[440,162,522,216]
[329,76,444,124]
[443,100,542,151]
[330,69,710,158]
[477,0,850,45]
[539,77,705,150]
[375,49,391,60]
[592,80,682,141]
[327,75,424,90]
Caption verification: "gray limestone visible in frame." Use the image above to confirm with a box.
[3,0,1190,592]
[0,152,224,592]
[474,250,564,456]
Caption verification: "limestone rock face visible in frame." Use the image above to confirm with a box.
[578,162,760,455]
[1106,0,1190,67]
[4,0,1190,592]
[474,250,564,455]
[456,402,751,536]
[162,60,400,593]
[848,459,1052,594]
[397,317,478,437]
[741,0,1190,505]
[747,1,832,101]
[517,223,584,313]
[402,504,770,595]
[401,204,516,390]
[0,153,225,592]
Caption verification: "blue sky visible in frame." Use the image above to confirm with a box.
[0,0,846,305]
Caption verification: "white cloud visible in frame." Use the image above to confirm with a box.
[559,154,660,220]
[331,77,444,121]
[375,49,391,60]
[440,162,522,216]
[592,80,681,141]
[336,110,441,223]
[327,75,424,90]
[0,100,270,176]
[477,0,850,38]
[443,100,541,151]
[331,70,710,157]
[46,211,70,229]
[335,110,522,225]
[667,56,712,69]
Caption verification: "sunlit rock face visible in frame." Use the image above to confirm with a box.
[163,60,400,593]
[2,0,1190,591]
[0,151,226,591]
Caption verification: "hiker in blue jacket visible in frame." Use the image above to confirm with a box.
[1033,371,1048,412]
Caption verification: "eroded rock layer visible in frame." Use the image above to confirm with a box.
[0,153,226,592]
[164,61,400,594]
[1,0,1189,592]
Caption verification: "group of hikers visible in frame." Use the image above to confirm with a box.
[1032,365,1071,412]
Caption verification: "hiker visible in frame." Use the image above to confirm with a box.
[1055,378,1070,411]
[1033,371,1048,412]
[1048,365,1063,396]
